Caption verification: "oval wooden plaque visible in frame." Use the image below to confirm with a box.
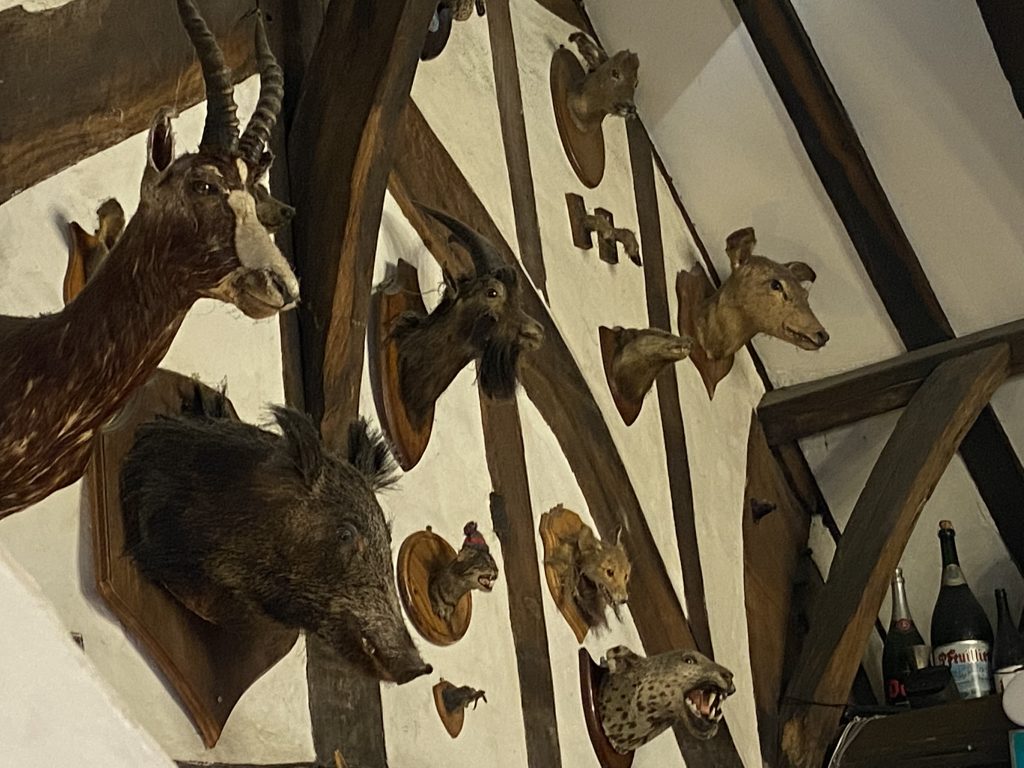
[368,259,434,471]
[580,649,635,768]
[539,505,589,644]
[677,264,734,399]
[397,529,472,646]
[551,46,605,189]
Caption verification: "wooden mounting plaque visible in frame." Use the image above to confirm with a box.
[433,679,467,738]
[397,529,472,646]
[368,259,433,471]
[579,649,635,768]
[551,46,605,188]
[539,505,589,644]
[599,326,643,427]
[89,369,300,748]
[677,264,733,399]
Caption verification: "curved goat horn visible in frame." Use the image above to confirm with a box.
[177,0,239,152]
[415,203,505,276]
[239,11,283,166]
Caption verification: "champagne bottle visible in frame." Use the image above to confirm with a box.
[930,520,993,698]
[881,567,927,704]
[994,588,1024,693]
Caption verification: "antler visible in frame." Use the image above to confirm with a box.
[176,0,240,152]
[414,203,506,277]
[239,11,284,166]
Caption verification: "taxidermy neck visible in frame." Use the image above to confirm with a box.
[694,285,754,361]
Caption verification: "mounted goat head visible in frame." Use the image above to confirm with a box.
[0,0,299,518]
[567,32,639,131]
[695,227,828,360]
[390,205,544,428]
[121,402,432,686]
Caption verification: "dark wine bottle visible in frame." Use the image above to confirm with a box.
[930,520,993,698]
[881,567,927,705]
[994,588,1024,693]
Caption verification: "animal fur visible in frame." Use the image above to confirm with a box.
[546,522,630,631]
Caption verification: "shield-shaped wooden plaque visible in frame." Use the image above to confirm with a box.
[89,369,300,747]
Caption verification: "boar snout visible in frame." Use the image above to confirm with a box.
[394,659,434,685]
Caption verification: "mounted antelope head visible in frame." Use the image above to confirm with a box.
[0,0,298,519]
[567,32,639,131]
[389,205,544,428]
[695,227,828,360]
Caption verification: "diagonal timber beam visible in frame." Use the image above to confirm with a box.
[282,1,435,764]
[734,0,1024,579]
[779,344,1010,768]
[0,0,257,205]
[759,317,1024,445]
[286,0,436,448]
[977,0,1024,120]
[390,100,742,765]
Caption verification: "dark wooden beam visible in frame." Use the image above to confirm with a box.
[732,0,951,347]
[759,317,1024,445]
[479,398,563,768]
[838,695,1012,768]
[532,0,592,32]
[978,0,1024,120]
[390,101,742,766]
[286,0,436,447]
[626,121,712,657]
[736,0,1024,580]
[0,0,257,205]
[487,0,548,300]
[283,1,434,764]
[780,344,1010,768]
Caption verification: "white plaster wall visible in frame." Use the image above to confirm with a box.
[0,80,314,764]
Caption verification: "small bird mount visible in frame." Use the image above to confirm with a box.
[539,505,630,643]
[421,0,486,61]
[398,522,498,645]
[599,326,693,426]
[89,371,299,747]
[368,259,432,471]
[551,33,639,188]
[566,194,641,266]
[579,649,635,768]
[433,679,488,738]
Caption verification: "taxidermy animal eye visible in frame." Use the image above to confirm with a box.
[192,180,219,196]
[606,568,615,578]
[486,287,499,299]
[339,523,357,544]
[770,279,783,292]
[684,656,696,664]
[611,69,622,80]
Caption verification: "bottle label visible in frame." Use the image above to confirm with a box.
[933,641,992,698]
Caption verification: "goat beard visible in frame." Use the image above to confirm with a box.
[477,338,521,400]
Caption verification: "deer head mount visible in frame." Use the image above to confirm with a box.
[422,0,487,61]
[600,326,693,426]
[0,0,299,519]
[678,227,828,398]
[433,679,487,738]
[566,194,641,266]
[551,34,640,187]
[540,505,631,643]
[369,205,544,469]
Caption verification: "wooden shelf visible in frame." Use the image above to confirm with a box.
[838,695,1012,768]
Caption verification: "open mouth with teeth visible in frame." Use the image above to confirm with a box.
[477,575,495,592]
[682,684,729,739]
[783,325,826,350]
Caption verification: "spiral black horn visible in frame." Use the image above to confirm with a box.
[415,203,505,276]
[239,11,283,165]
[176,0,240,152]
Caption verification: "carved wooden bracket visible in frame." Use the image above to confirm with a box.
[90,370,300,747]
[433,678,487,738]
[677,264,733,399]
[599,325,693,425]
[368,259,433,470]
[566,193,641,266]
[397,527,473,646]
[579,649,635,768]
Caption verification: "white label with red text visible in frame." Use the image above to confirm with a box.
[933,640,992,698]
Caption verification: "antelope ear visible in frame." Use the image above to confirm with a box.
[146,108,176,173]
[614,527,624,547]
[725,227,756,270]
[251,151,274,183]
[785,261,817,284]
